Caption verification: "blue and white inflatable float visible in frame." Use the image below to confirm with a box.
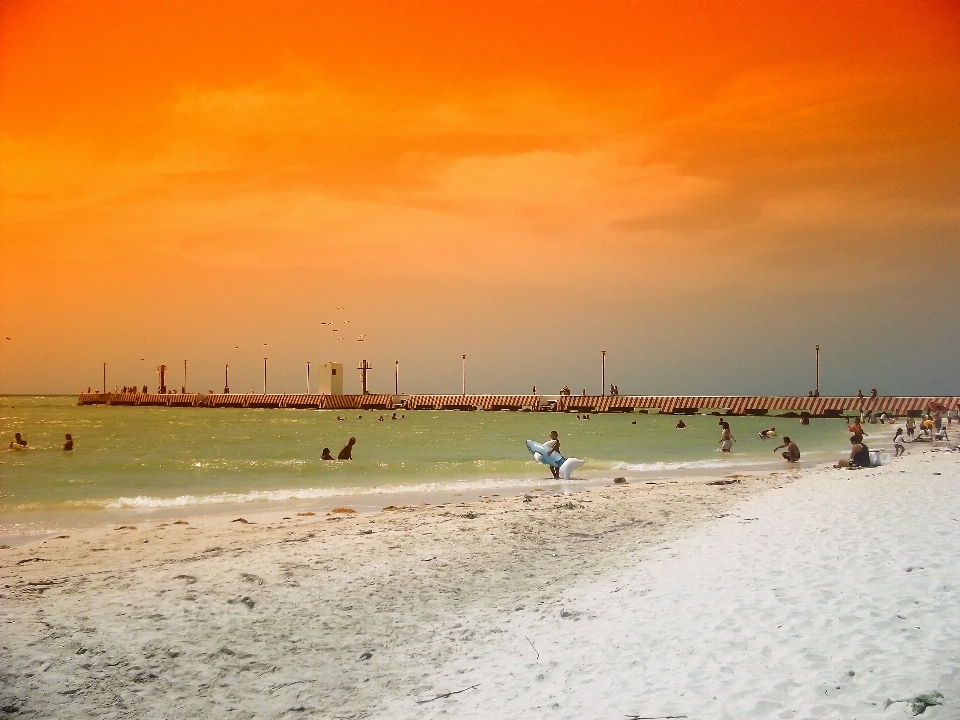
[525,439,585,481]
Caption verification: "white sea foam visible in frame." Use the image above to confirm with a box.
[605,458,772,473]
[102,476,566,510]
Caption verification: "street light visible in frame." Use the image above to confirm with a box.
[461,354,467,396]
[601,350,607,396]
[263,358,268,394]
[815,345,820,397]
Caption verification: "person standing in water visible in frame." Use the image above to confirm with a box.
[338,437,356,460]
[543,430,561,479]
[8,433,27,449]
[719,422,736,453]
[320,447,334,460]
[63,434,73,451]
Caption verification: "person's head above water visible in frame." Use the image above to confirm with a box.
[550,431,558,439]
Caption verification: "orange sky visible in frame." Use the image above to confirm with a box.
[1,0,959,395]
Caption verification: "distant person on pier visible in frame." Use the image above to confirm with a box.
[8,433,28,449]
[774,436,800,462]
[63,434,73,451]
[338,437,356,460]
[142,385,148,394]
[870,388,878,398]
[320,447,334,460]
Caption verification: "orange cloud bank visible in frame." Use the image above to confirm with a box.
[1,1,958,394]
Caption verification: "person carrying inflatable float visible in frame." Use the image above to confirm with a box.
[526,431,585,481]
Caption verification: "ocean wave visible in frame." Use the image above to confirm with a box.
[603,459,772,472]
[101,476,558,510]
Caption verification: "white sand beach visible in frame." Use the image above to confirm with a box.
[2,446,958,719]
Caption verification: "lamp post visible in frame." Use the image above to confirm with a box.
[183,360,187,393]
[102,362,106,394]
[601,350,607,396]
[395,360,399,396]
[306,361,311,394]
[224,364,230,394]
[815,344,820,397]
[263,358,268,394]
[461,354,466,396]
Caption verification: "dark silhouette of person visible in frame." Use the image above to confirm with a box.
[320,447,334,460]
[63,434,73,451]
[676,420,686,428]
[338,437,356,460]
[9,432,27,448]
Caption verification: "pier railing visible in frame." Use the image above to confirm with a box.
[77,392,957,416]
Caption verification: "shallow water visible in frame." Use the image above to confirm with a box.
[0,396,874,529]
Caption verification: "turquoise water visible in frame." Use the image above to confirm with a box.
[0,396,871,522]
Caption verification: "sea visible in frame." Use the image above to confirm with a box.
[0,396,877,538]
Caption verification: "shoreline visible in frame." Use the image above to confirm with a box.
[0,452,826,545]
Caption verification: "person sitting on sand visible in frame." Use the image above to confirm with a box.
[543,431,561,479]
[719,422,735,453]
[338,437,356,460]
[758,426,777,440]
[676,419,686,429]
[63,433,73,451]
[320,447,334,460]
[837,434,870,468]
[9,432,28,449]
[893,428,905,457]
[774,436,800,462]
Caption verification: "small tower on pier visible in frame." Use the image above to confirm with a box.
[319,362,343,395]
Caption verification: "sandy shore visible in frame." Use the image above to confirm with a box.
[2,445,958,718]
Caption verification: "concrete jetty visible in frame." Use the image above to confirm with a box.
[77,392,958,417]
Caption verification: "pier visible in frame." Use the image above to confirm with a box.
[76,392,958,417]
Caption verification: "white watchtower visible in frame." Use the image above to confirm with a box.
[319,362,344,395]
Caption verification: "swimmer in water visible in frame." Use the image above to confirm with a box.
[676,419,686,429]
[338,437,356,460]
[8,433,27,449]
[63,433,73,451]
[758,426,776,440]
[320,447,334,460]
